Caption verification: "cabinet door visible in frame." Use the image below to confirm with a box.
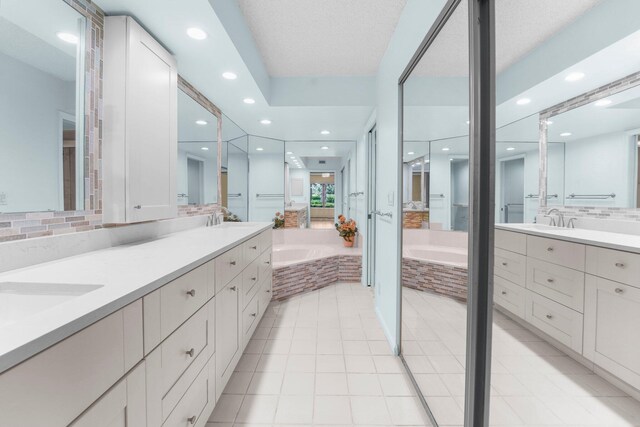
[69,362,145,427]
[216,276,241,379]
[126,18,177,222]
[584,275,640,389]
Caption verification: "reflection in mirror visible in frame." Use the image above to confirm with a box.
[400,1,468,424]
[545,84,640,208]
[283,141,356,229]
[248,136,284,222]
[221,114,248,221]
[0,0,85,212]
[177,90,218,206]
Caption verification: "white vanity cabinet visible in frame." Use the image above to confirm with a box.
[495,227,640,394]
[103,16,178,224]
[0,226,272,427]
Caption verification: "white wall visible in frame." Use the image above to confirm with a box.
[177,148,217,205]
[564,131,635,207]
[0,51,76,212]
[227,147,249,221]
[248,136,285,221]
[361,0,448,353]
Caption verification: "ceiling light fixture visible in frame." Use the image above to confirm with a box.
[201,147,209,151]
[57,32,78,44]
[425,160,430,163]
[546,120,553,125]
[322,173,330,178]
[466,120,470,125]
[290,156,296,159]
[243,98,255,104]
[186,27,207,40]
[260,119,272,125]
[516,98,531,106]
[286,151,293,155]
[595,99,612,107]
[506,147,515,151]
[195,120,207,125]
[564,72,585,82]
[256,147,264,151]
[222,72,237,80]
[442,147,450,151]
[321,146,329,150]
[560,132,572,137]
[407,151,414,155]
[320,130,330,135]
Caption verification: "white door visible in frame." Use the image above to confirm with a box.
[501,157,525,223]
[367,126,377,288]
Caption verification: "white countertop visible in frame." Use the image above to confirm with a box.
[0,222,271,374]
[496,223,640,254]
[284,203,308,212]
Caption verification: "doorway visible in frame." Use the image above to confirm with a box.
[501,157,525,223]
[187,157,204,205]
[366,126,377,288]
[309,172,335,229]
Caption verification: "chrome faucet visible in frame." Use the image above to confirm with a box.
[545,208,564,227]
[567,217,577,229]
[206,211,224,227]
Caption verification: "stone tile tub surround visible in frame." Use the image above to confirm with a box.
[402,229,469,300]
[272,229,363,300]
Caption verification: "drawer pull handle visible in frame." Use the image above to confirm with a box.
[546,314,553,320]
[186,348,195,357]
[266,289,271,293]
[133,205,142,209]
[186,289,196,297]
[615,262,625,268]
[501,291,507,295]
[252,277,257,281]
[501,262,507,266]
[230,286,237,292]
[230,261,237,266]
[265,261,271,265]
[250,312,257,317]
[547,247,554,252]
[251,245,257,250]
[188,415,197,424]
[615,288,624,294]
[547,278,554,283]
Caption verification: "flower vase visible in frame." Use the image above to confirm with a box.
[343,237,354,247]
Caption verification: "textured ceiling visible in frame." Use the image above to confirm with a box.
[414,0,602,76]
[236,0,407,76]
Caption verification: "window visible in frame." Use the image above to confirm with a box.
[310,182,335,208]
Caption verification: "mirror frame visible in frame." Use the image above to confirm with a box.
[177,76,223,209]
[539,70,640,210]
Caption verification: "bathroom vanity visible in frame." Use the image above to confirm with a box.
[0,223,272,427]
[495,224,640,394]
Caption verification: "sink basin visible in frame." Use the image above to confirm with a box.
[216,222,257,229]
[509,223,576,232]
[0,282,103,328]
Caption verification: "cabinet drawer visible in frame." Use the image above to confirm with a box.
[259,230,273,252]
[494,275,526,319]
[243,293,260,335]
[160,306,209,397]
[258,248,272,280]
[244,234,263,263]
[0,302,142,427]
[584,275,640,390]
[163,362,211,427]
[527,236,585,271]
[495,229,526,254]
[494,248,526,286]
[242,259,260,308]
[260,275,273,314]
[526,258,585,312]
[586,246,640,288]
[215,245,244,293]
[525,291,583,353]
[216,276,241,379]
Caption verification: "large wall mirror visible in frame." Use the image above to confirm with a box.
[222,114,249,221]
[0,0,86,212]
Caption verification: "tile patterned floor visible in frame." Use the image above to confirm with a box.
[207,282,433,427]
[402,287,640,426]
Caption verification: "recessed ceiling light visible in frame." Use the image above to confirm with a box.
[222,72,237,80]
[321,146,329,150]
[545,120,553,125]
[201,147,209,151]
[186,27,207,40]
[243,98,255,104]
[407,151,415,155]
[260,119,272,125]
[442,147,450,151]
[414,162,421,165]
[320,130,330,135]
[57,32,78,44]
[466,120,470,125]
[290,156,296,159]
[506,147,515,151]
[449,158,454,161]
[560,132,572,137]
[286,151,293,155]
[595,99,612,107]
[564,72,585,82]
[195,120,207,125]
[425,160,430,163]
[256,147,264,151]
[516,98,531,105]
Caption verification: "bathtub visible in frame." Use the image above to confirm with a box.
[403,246,467,268]
[272,229,362,268]
[272,245,337,268]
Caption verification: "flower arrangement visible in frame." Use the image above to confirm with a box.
[335,214,358,247]
[221,207,241,222]
[273,211,285,229]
